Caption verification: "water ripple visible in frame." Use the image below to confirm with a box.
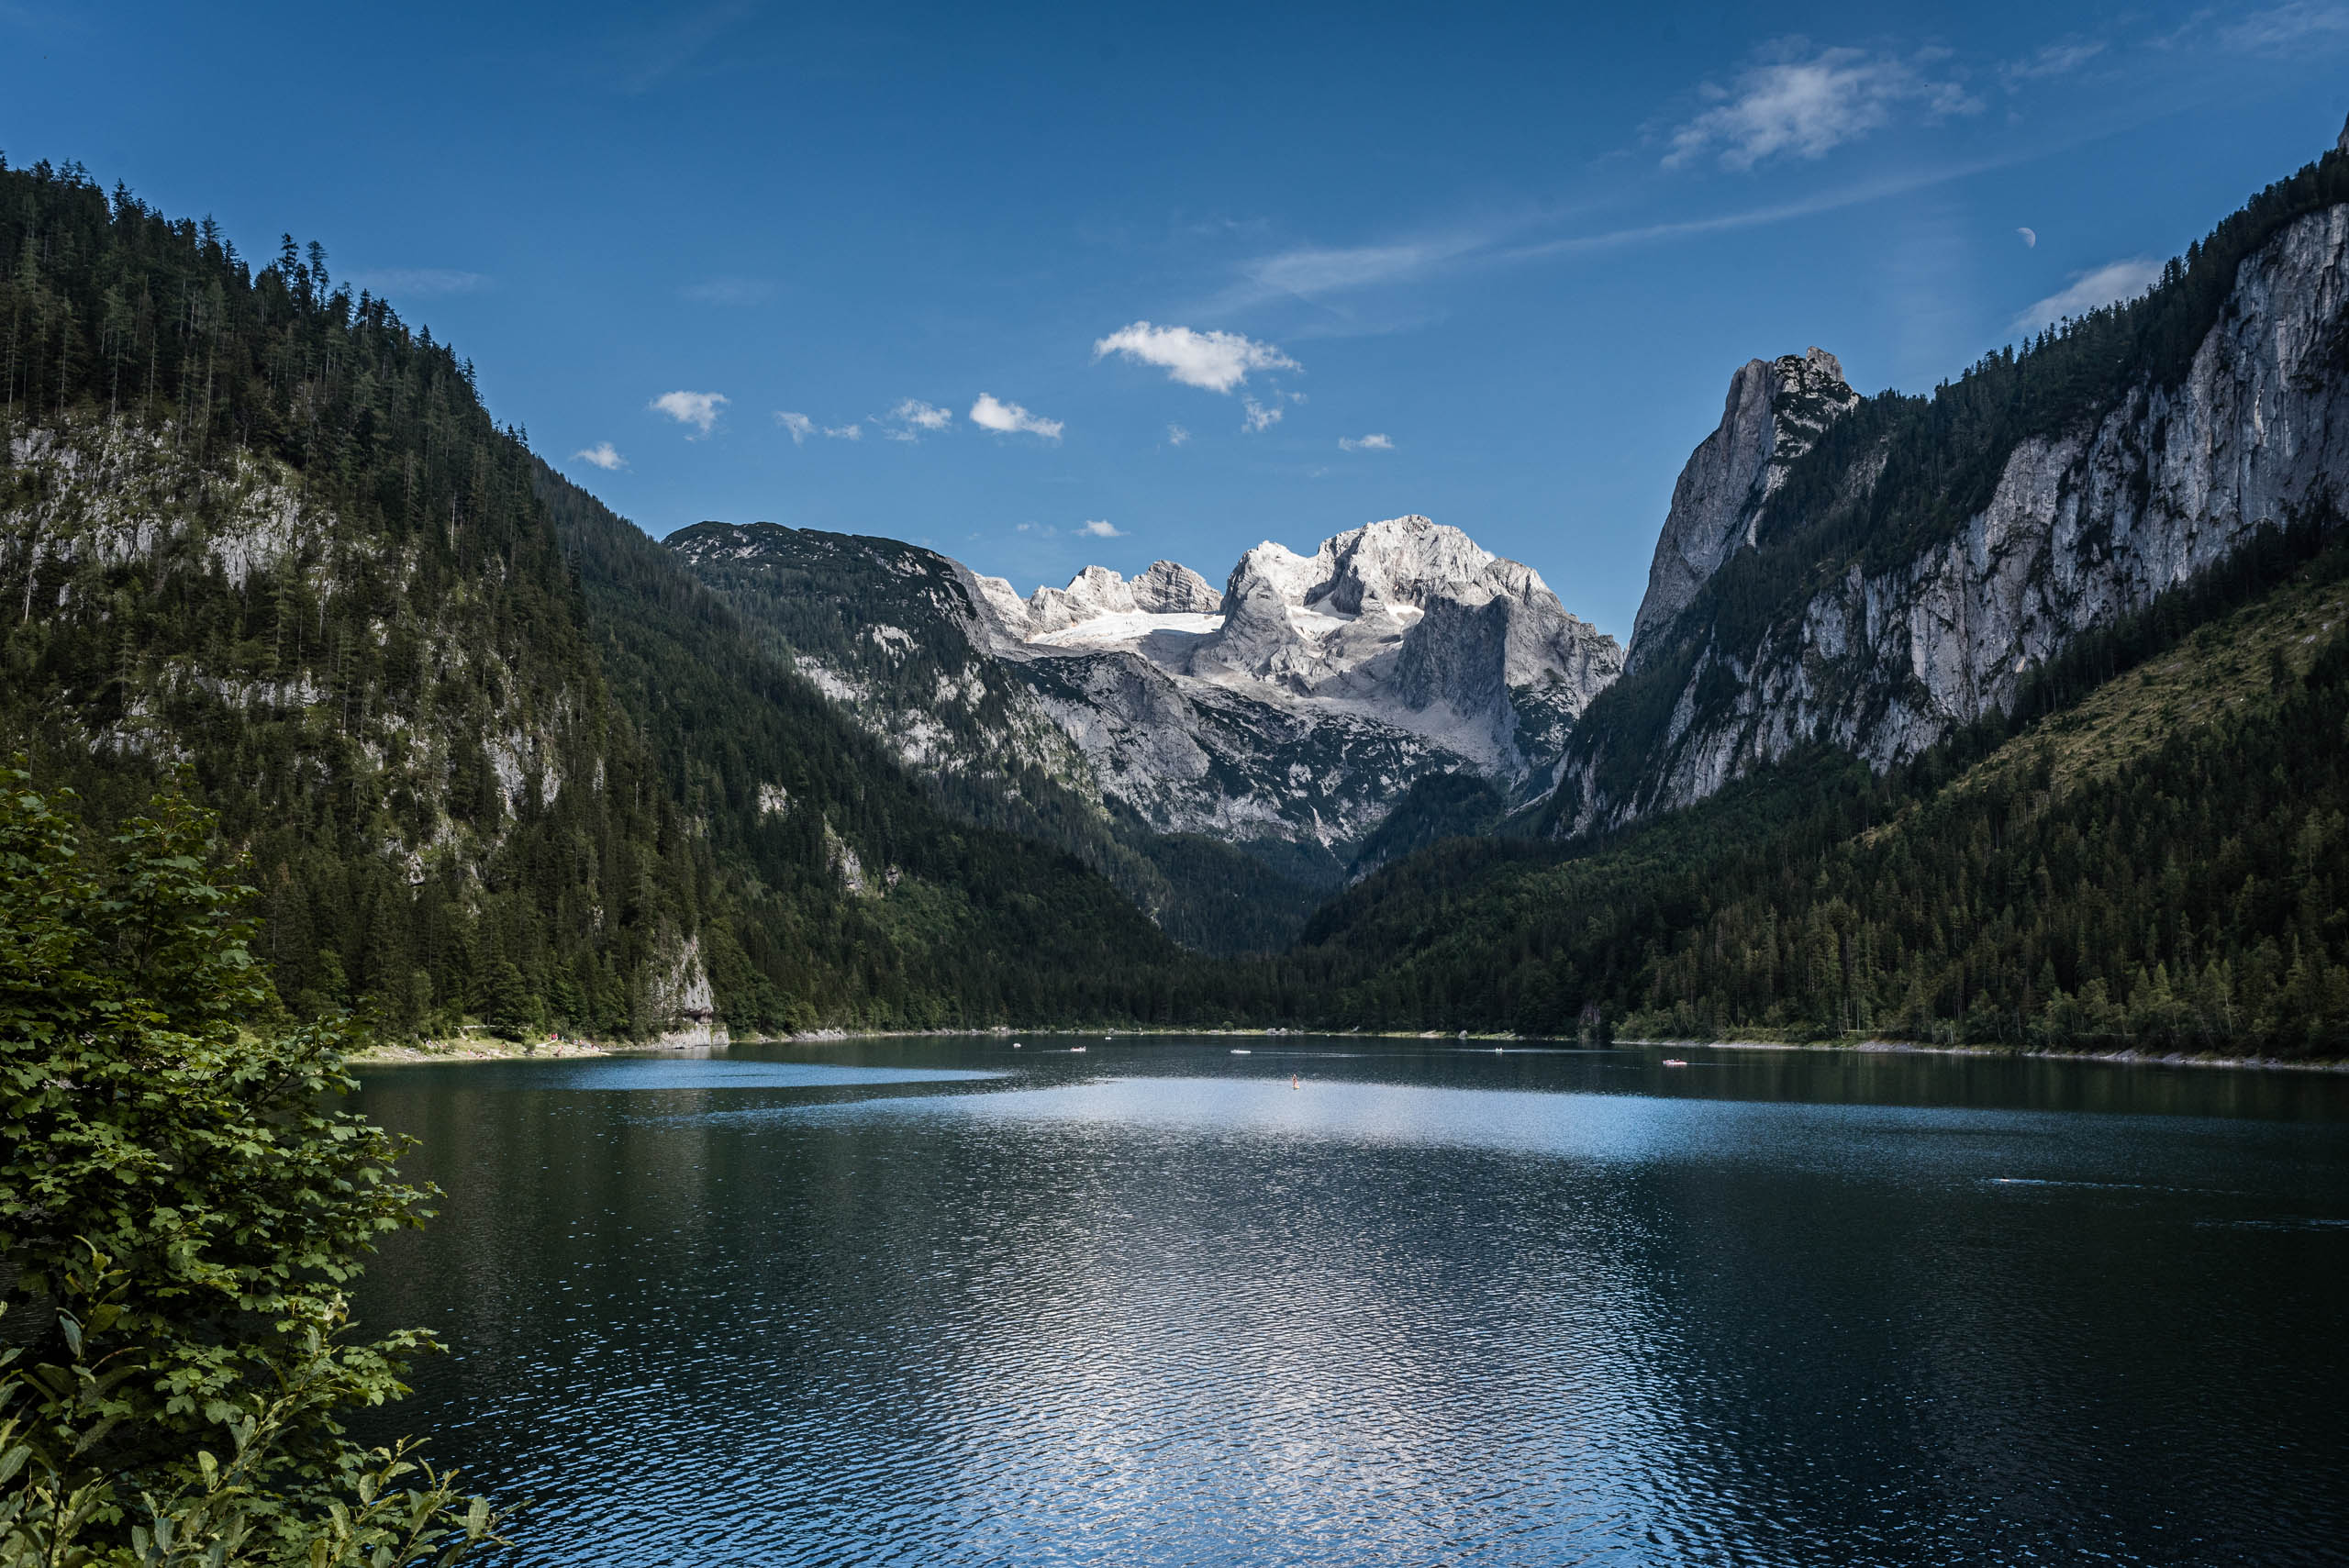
[354,1039,2349,1567]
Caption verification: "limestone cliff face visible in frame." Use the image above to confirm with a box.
[1628,347,1857,658]
[5,419,594,846]
[1554,201,2349,835]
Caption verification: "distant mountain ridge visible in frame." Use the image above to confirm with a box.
[668,516,1622,910]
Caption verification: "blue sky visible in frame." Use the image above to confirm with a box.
[6,2,2345,636]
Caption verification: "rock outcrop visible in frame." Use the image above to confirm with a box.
[1132,559,1223,614]
[1027,564,1137,631]
[993,559,1227,634]
[1628,347,1857,657]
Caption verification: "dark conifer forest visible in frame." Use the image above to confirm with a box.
[0,155,1207,1040]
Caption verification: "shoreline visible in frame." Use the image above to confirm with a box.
[351,1026,2347,1075]
[1675,1036,2349,1075]
[351,1036,617,1065]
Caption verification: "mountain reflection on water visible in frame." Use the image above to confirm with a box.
[355,1040,2349,1566]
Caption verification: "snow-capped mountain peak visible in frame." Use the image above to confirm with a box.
[670,514,1621,879]
[968,516,1623,775]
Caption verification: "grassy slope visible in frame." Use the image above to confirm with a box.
[1942,572,2349,806]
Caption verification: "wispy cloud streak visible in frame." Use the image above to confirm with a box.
[2009,259,2161,336]
[1664,44,1978,171]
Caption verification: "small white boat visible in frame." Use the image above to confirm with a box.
[1231,1049,1252,1055]
[1662,1058,1688,1068]
[1011,1042,1022,1049]
[1071,1045,1088,1053]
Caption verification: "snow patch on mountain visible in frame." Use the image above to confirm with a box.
[983,517,1621,779]
[669,515,1622,866]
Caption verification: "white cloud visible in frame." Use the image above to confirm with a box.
[348,267,488,297]
[776,411,863,442]
[2017,226,2037,248]
[880,398,952,439]
[2222,1,2349,50]
[573,441,626,471]
[651,390,728,436]
[1999,39,2105,83]
[2010,258,2162,337]
[1241,397,1281,434]
[1093,321,1300,393]
[1665,45,1979,171]
[970,393,1063,440]
[1338,433,1394,451]
[1166,424,1191,446]
[1077,519,1123,539]
[1242,240,1469,300]
[1218,150,2036,317]
[890,398,953,431]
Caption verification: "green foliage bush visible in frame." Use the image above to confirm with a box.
[0,773,504,1563]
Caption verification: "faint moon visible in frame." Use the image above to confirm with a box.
[2017,227,2038,248]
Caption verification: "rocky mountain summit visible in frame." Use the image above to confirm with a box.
[983,559,1223,632]
[978,517,1620,769]
[1544,164,2349,836]
[1628,346,1858,656]
[671,516,1621,884]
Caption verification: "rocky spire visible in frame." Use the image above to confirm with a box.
[1626,347,1856,662]
[1028,565,1137,631]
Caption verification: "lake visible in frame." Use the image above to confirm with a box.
[354,1038,2349,1566]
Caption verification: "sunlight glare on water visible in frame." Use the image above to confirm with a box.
[356,1039,2349,1566]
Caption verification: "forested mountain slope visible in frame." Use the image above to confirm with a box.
[0,157,701,1036]
[1544,147,2349,836]
[1290,528,2349,1057]
[0,155,1200,1037]
[539,471,1218,1026]
[1273,137,2349,1060]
